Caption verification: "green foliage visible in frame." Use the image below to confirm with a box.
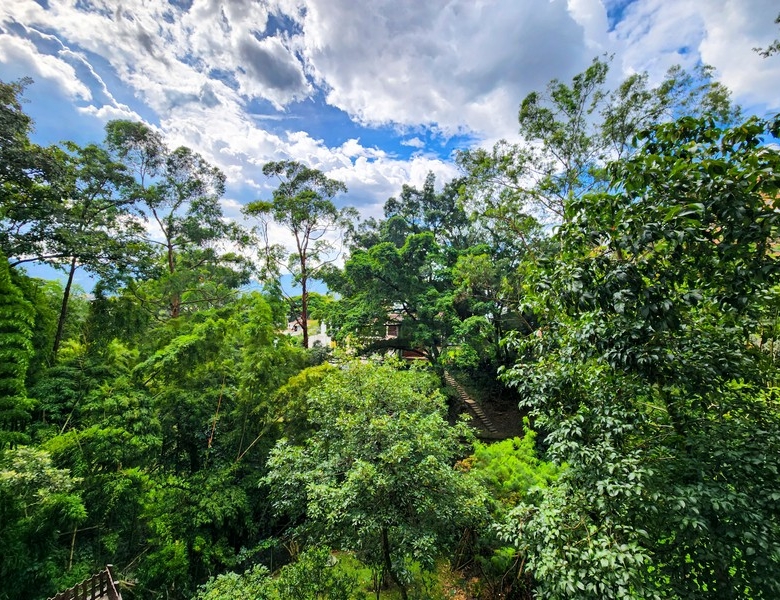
[460,429,558,598]
[0,446,86,600]
[328,173,521,377]
[0,251,35,447]
[0,79,69,267]
[0,78,33,182]
[194,547,360,600]
[4,59,780,600]
[502,113,780,598]
[328,232,457,363]
[194,564,272,600]
[274,547,360,600]
[244,160,352,348]
[105,120,250,319]
[10,274,58,383]
[286,291,332,322]
[265,359,488,599]
[458,57,739,228]
[466,430,558,511]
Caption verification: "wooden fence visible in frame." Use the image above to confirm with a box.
[47,565,121,600]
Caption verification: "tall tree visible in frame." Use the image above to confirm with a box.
[3,140,147,356]
[105,120,250,319]
[244,160,351,348]
[0,85,149,356]
[457,58,739,229]
[47,143,144,355]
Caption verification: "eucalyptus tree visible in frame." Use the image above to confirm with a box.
[244,160,353,348]
[105,120,250,319]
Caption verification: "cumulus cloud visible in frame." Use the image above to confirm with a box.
[77,103,144,123]
[401,137,425,149]
[0,33,92,101]
[236,35,310,107]
[1,0,778,232]
[296,0,591,139]
[612,0,780,109]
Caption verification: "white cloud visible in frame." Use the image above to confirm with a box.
[612,0,780,110]
[0,33,92,101]
[567,0,610,51]
[77,103,144,123]
[297,0,591,139]
[2,0,779,238]
[235,34,311,107]
[401,137,425,149]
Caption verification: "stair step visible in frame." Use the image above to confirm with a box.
[444,370,500,438]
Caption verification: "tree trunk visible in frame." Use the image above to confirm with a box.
[168,242,181,318]
[53,256,78,356]
[301,265,309,348]
[381,527,407,600]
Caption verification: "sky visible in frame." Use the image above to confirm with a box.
[1,0,780,289]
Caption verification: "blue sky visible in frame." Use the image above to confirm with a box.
[2,0,780,291]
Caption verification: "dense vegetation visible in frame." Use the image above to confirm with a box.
[1,56,779,599]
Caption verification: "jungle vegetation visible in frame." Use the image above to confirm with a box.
[1,57,779,599]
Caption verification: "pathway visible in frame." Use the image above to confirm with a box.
[443,371,499,437]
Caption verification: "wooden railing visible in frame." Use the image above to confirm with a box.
[48,565,121,600]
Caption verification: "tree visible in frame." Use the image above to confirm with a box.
[0,78,36,189]
[502,113,780,598]
[457,57,739,229]
[0,250,35,448]
[194,547,358,600]
[378,172,474,250]
[326,174,495,367]
[105,120,250,319]
[35,292,307,599]
[462,431,559,598]
[0,446,86,600]
[0,79,70,270]
[43,143,145,355]
[265,359,487,600]
[244,160,352,348]
[2,138,148,357]
[327,231,457,363]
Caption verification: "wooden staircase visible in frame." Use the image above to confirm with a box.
[443,371,499,437]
